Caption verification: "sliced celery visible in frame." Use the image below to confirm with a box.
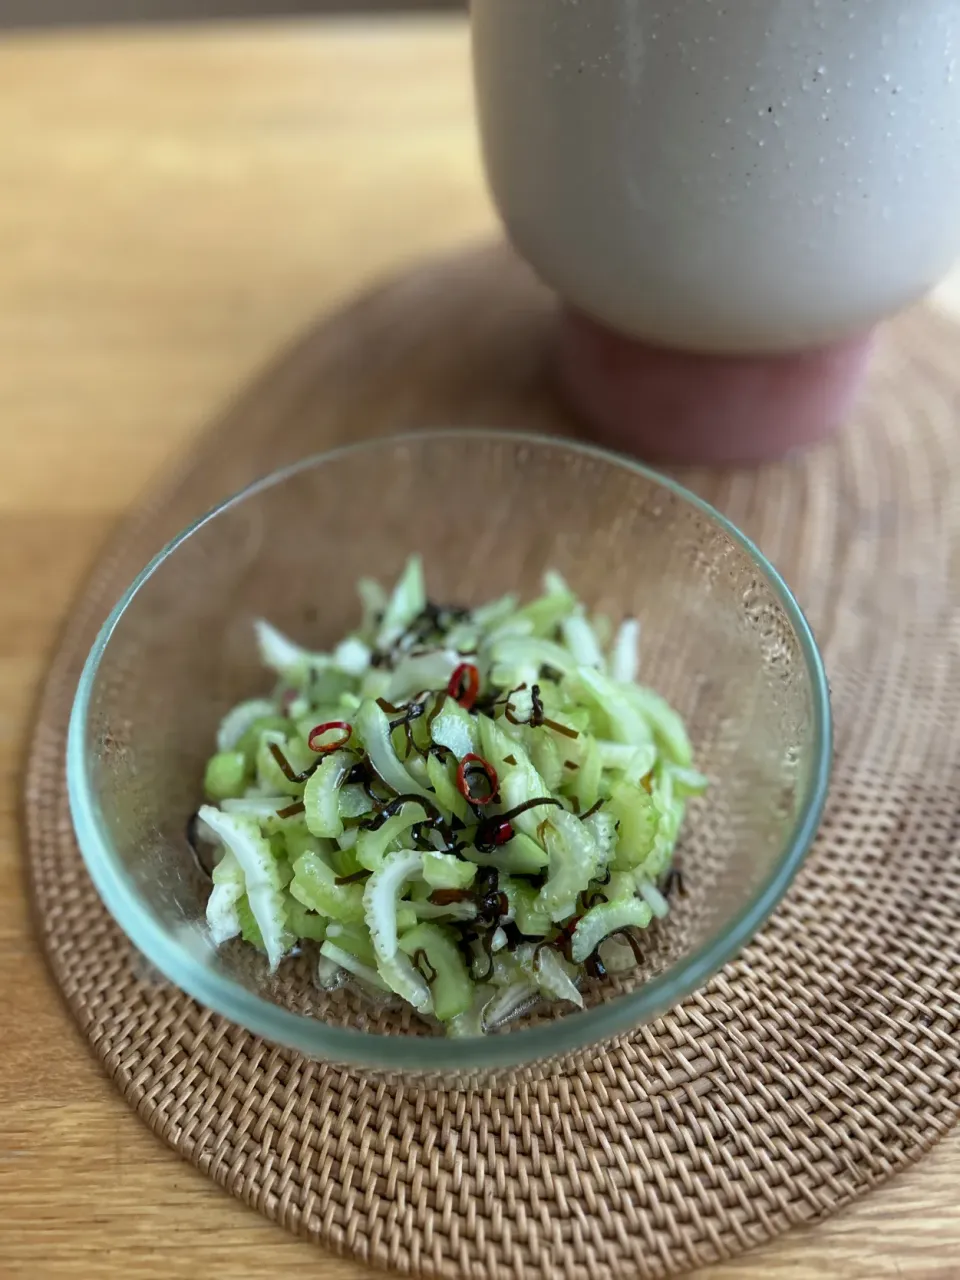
[302,749,353,839]
[422,852,477,891]
[200,554,702,1036]
[398,921,473,1022]
[203,751,247,801]
[290,850,365,923]
[569,898,654,964]
[355,802,427,872]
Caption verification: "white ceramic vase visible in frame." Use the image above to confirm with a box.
[472,0,960,459]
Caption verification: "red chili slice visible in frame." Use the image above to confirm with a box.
[492,820,514,847]
[456,752,499,806]
[307,720,352,753]
[446,662,480,711]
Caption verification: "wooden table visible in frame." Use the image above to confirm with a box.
[1,18,957,1280]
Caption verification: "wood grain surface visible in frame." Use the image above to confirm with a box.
[0,17,957,1280]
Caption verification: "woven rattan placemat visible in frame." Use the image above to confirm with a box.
[25,245,960,1278]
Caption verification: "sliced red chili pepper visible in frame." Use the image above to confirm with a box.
[476,816,515,850]
[456,752,499,806]
[492,819,514,846]
[307,720,352,753]
[446,662,480,711]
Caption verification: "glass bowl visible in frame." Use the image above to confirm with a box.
[68,431,831,1076]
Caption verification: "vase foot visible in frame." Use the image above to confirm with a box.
[556,309,875,465]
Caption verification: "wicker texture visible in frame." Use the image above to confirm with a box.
[25,245,960,1278]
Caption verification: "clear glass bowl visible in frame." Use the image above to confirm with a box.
[68,431,831,1076]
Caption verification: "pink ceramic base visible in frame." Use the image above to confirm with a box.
[556,309,876,465]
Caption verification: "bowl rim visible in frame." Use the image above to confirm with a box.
[68,428,832,1072]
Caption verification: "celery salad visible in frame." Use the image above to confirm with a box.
[194,558,705,1037]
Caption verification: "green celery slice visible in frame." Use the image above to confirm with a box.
[363,849,432,1012]
[422,852,477,891]
[290,849,365,923]
[203,751,247,801]
[569,898,654,964]
[355,700,433,800]
[302,749,354,838]
[319,941,391,991]
[398,921,473,1022]
[199,806,291,970]
[425,751,471,822]
[355,802,427,872]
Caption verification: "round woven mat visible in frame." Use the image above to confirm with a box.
[25,245,960,1279]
